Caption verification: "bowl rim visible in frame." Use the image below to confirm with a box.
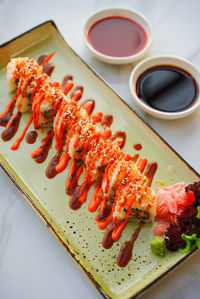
[129,55,200,119]
[83,7,152,64]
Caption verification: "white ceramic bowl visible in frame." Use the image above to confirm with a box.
[83,8,152,65]
[129,56,200,119]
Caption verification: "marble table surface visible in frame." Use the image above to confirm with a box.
[0,0,200,298]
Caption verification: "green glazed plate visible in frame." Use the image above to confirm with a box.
[0,21,199,299]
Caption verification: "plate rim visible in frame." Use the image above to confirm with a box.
[0,19,199,299]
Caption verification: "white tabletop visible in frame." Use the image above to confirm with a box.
[0,0,200,298]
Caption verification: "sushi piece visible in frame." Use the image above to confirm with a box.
[7,57,49,112]
[84,139,122,184]
[108,172,155,241]
[54,101,89,151]
[32,82,66,129]
[66,118,101,160]
[7,57,29,92]
[94,155,156,235]
[101,156,140,203]
[112,179,156,223]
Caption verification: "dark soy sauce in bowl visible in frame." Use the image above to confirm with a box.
[136,65,198,112]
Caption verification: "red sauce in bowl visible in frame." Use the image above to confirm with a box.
[88,16,147,57]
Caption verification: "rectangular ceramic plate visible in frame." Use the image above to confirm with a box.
[0,21,199,299]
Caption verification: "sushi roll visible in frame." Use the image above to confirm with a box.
[106,178,156,241]
[84,139,122,184]
[54,101,89,151]
[7,57,29,92]
[94,155,155,236]
[101,156,140,203]
[7,57,49,112]
[112,179,156,223]
[5,55,158,241]
[32,82,65,129]
[66,118,101,160]
[101,156,156,223]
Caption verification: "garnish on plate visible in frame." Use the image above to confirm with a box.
[151,236,166,256]
[165,182,200,252]
[151,181,200,255]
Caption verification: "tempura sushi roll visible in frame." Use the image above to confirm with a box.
[7,57,49,112]
[84,139,122,184]
[54,101,89,151]
[32,82,65,129]
[66,119,101,160]
[101,156,141,202]
[112,181,156,223]
[100,155,156,223]
[7,57,29,92]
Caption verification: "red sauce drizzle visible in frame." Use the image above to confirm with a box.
[0,96,16,127]
[37,55,55,76]
[144,161,158,187]
[56,152,70,173]
[0,112,12,127]
[1,111,22,141]
[70,86,83,102]
[60,75,74,95]
[110,131,126,149]
[101,114,113,127]
[131,152,139,162]
[103,222,115,249]
[78,178,92,204]
[117,224,142,267]
[102,127,112,140]
[11,114,33,150]
[26,130,38,144]
[95,201,113,230]
[92,111,103,123]
[137,157,147,173]
[69,186,83,210]
[112,218,129,242]
[31,129,54,163]
[81,99,95,116]
[37,55,47,65]
[65,158,83,195]
[96,204,112,223]
[41,52,56,67]
[133,143,142,150]
[88,178,102,212]
[0,94,17,119]
[45,150,62,179]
